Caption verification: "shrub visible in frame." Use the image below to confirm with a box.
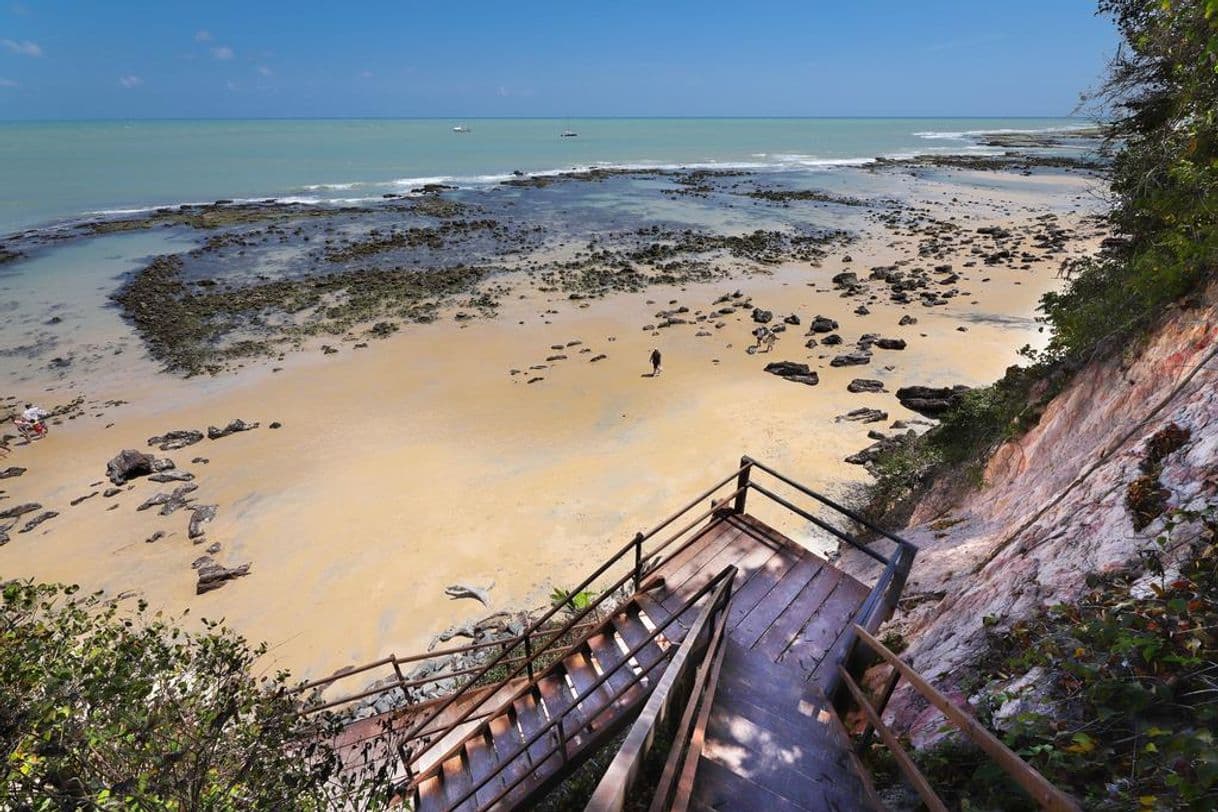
[0,581,391,810]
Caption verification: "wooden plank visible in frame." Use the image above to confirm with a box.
[643,518,733,588]
[586,632,642,702]
[851,626,1083,812]
[780,579,869,676]
[650,524,744,605]
[462,731,504,810]
[752,567,842,664]
[730,555,825,650]
[803,681,887,811]
[483,712,534,807]
[615,607,671,672]
[689,758,815,812]
[564,650,619,736]
[513,691,560,772]
[661,530,782,616]
[437,751,477,812]
[412,774,446,812]
[722,546,800,630]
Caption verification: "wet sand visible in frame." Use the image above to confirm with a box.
[0,169,1106,681]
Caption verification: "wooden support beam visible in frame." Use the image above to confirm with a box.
[852,625,1082,812]
[838,665,947,812]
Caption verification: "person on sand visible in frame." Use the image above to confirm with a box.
[17,403,49,439]
[752,326,775,352]
[650,348,662,376]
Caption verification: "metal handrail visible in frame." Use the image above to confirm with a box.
[395,467,751,785]
[584,570,735,812]
[433,567,738,811]
[296,619,602,714]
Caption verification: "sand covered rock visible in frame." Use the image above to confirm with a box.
[207,419,259,440]
[763,361,819,386]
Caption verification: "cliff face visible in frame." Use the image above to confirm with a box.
[850,283,1218,743]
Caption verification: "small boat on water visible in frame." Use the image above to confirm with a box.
[560,130,578,138]
[452,125,471,133]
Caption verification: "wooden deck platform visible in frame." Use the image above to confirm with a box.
[690,640,883,811]
[641,511,871,691]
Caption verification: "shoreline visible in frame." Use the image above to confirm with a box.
[0,157,1108,682]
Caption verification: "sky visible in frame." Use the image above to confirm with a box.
[0,1,1119,120]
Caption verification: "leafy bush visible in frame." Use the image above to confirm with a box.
[1036,0,1218,364]
[550,587,597,616]
[0,581,390,810]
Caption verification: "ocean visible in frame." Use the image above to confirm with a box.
[0,117,1095,235]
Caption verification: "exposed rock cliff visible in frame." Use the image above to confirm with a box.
[844,283,1218,744]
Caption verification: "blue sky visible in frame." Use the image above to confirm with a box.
[0,1,1117,119]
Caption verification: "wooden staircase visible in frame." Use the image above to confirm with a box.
[410,595,678,811]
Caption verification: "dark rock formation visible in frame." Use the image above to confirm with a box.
[847,379,885,393]
[836,408,888,424]
[147,429,204,451]
[751,308,773,324]
[106,449,156,485]
[876,338,907,350]
[0,502,41,521]
[19,511,58,533]
[830,352,872,368]
[895,385,972,417]
[809,316,839,333]
[207,419,259,440]
[188,505,217,540]
[194,556,251,594]
[0,466,26,479]
[763,361,820,386]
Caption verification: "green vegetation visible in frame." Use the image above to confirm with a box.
[0,581,390,810]
[867,505,1218,810]
[867,0,1218,518]
[550,587,598,616]
[1039,0,1218,364]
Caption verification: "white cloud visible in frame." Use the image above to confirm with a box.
[0,77,18,87]
[212,45,234,60]
[194,29,212,42]
[256,64,272,77]
[118,74,143,88]
[1,38,41,57]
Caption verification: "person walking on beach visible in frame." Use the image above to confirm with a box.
[650,348,662,376]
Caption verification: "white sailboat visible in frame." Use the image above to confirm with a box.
[452,125,471,133]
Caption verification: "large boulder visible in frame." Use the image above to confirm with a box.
[809,316,839,334]
[106,449,155,486]
[751,308,774,324]
[895,385,972,417]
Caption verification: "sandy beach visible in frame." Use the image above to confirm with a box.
[0,164,1106,682]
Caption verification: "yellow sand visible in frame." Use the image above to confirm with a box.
[0,173,1104,681]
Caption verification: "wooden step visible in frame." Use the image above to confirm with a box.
[437,749,476,812]
[585,631,643,702]
[612,607,669,677]
[562,649,619,742]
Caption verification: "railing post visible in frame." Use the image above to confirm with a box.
[524,634,535,682]
[734,456,752,514]
[858,667,901,753]
[556,718,568,765]
[398,742,414,784]
[633,532,644,590]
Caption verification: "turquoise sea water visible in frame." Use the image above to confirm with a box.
[0,117,1094,234]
